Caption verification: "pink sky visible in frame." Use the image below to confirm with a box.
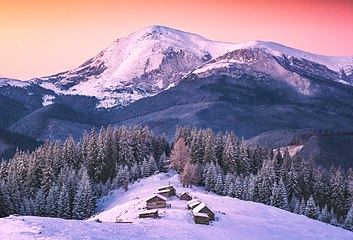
[1,0,353,80]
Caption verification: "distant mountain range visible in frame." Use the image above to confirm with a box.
[1,26,353,167]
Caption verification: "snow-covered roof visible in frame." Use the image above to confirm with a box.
[193,203,213,214]
[193,212,209,218]
[157,189,171,193]
[140,209,159,214]
[181,192,191,196]
[145,194,167,202]
[187,199,200,205]
[158,185,175,190]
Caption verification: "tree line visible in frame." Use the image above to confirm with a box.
[1,125,353,231]
[170,127,353,231]
[0,125,169,219]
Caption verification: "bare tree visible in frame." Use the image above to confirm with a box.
[169,138,191,173]
[181,159,192,187]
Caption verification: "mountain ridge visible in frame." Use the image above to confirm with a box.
[30,26,353,108]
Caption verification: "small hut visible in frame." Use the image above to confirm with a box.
[139,209,159,219]
[193,212,210,225]
[193,203,215,220]
[146,194,167,210]
[180,192,192,201]
[158,185,176,197]
[187,199,201,210]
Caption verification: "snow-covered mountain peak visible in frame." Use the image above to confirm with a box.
[35,26,235,108]
[34,26,353,108]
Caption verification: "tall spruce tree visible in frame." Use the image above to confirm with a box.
[72,167,95,220]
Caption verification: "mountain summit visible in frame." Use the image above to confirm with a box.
[34,26,235,108]
[34,26,353,108]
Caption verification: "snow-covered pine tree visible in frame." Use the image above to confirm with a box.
[239,142,251,176]
[270,178,289,211]
[223,173,234,196]
[130,162,141,181]
[57,184,71,219]
[141,159,150,178]
[62,136,77,169]
[214,174,224,195]
[0,161,7,182]
[214,132,224,165]
[148,155,158,175]
[346,168,353,206]
[72,167,95,220]
[203,128,215,164]
[318,205,331,224]
[45,184,60,217]
[234,176,244,199]
[222,132,237,174]
[191,131,204,164]
[305,196,318,219]
[103,125,116,183]
[330,167,347,218]
[34,188,46,216]
[344,204,353,230]
[0,182,8,217]
[159,152,169,173]
[286,160,300,203]
[87,128,99,183]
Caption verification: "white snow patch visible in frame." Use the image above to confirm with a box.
[38,82,63,93]
[42,94,55,106]
[274,145,304,157]
[193,61,231,74]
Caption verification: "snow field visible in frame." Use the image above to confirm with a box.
[1,172,353,239]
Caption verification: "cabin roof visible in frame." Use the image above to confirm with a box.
[181,192,191,196]
[157,189,171,193]
[193,212,209,218]
[145,193,167,202]
[158,185,175,190]
[188,201,201,208]
[187,199,200,205]
[193,202,213,214]
[187,198,199,203]
[140,209,159,214]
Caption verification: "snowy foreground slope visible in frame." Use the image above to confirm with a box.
[1,172,353,240]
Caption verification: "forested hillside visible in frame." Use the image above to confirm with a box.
[1,126,353,231]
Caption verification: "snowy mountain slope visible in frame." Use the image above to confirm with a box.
[0,78,30,88]
[2,172,351,240]
[190,44,352,83]
[233,41,353,73]
[33,26,353,108]
[34,26,236,108]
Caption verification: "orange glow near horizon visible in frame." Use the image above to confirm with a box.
[1,0,353,80]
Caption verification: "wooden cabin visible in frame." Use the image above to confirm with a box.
[157,189,171,198]
[158,185,176,196]
[180,192,192,201]
[139,209,159,219]
[193,212,210,225]
[193,202,215,220]
[187,199,201,210]
[146,194,167,210]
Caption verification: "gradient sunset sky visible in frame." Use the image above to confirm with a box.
[1,0,353,80]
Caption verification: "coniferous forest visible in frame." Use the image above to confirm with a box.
[1,126,353,231]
